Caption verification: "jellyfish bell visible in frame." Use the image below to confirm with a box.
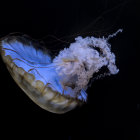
[0,34,82,114]
[0,29,122,114]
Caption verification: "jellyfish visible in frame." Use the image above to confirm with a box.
[0,29,122,114]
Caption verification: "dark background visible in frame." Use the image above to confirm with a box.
[0,0,139,139]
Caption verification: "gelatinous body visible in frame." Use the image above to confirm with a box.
[0,30,121,114]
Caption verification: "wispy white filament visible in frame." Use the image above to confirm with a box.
[53,29,122,94]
